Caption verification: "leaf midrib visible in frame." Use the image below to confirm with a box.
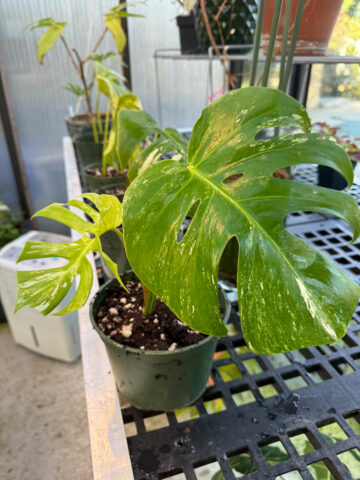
[188,165,332,330]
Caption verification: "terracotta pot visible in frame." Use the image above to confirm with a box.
[262,0,343,56]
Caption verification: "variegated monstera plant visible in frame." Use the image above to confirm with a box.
[16,87,360,354]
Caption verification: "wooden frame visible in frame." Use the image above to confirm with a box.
[63,137,134,480]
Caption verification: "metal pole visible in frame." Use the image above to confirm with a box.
[121,8,132,89]
[0,55,35,224]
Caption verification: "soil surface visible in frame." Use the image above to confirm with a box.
[96,281,206,351]
[67,112,109,124]
[103,186,125,196]
[85,166,128,178]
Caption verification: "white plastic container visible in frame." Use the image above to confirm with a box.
[0,231,81,362]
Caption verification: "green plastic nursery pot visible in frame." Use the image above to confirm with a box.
[83,162,127,193]
[66,115,112,141]
[90,277,231,411]
[99,229,130,279]
[74,134,103,169]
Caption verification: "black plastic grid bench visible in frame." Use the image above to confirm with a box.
[117,164,360,480]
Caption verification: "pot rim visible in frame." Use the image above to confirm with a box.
[84,162,126,175]
[90,278,231,356]
[66,113,112,124]
[74,133,104,145]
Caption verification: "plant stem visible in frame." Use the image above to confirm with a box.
[142,286,156,315]
[249,0,265,86]
[82,27,108,65]
[199,0,235,90]
[102,102,112,176]
[95,90,103,133]
[280,0,305,92]
[73,48,93,114]
[60,35,81,75]
[103,101,111,146]
[92,117,99,144]
[261,0,283,87]
[278,0,292,90]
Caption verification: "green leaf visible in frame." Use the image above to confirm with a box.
[88,51,118,62]
[183,0,197,14]
[23,17,57,33]
[116,109,187,171]
[109,4,146,19]
[95,61,128,102]
[0,201,11,221]
[62,83,85,97]
[36,21,66,63]
[123,87,360,352]
[104,13,126,54]
[16,194,125,316]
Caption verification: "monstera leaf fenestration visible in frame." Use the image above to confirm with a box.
[16,194,124,316]
[123,87,360,354]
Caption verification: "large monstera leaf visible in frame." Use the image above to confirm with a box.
[123,87,360,354]
[16,194,124,316]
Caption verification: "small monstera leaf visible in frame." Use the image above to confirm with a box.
[123,87,360,353]
[95,61,128,104]
[16,194,124,316]
[101,93,142,172]
[26,18,67,64]
[104,7,144,54]
[116,109,187,173]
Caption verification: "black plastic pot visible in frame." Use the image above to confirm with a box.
[176,15,201,54]
[83,162,127,193]
[318,162,356,191]
[65,115,112,141]
[95,183,125,203]
[74,134,103,169]
[90,276,231,411]
[194,1,257,53]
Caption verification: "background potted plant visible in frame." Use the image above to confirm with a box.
[15,86,360,412]
[194,0,258,53]
[313,121,360,190]
[262,0,344,56]
[80,61,142,193]
[0,202,23,323]
[175,0,200,54]
[26,4,143,140]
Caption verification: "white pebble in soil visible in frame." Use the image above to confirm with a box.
[109,307,118,315]
[168,343,177,351]
[153,318,159,325]
[120,298,127,304]
[120,324,133,338]
[160,333,166,341]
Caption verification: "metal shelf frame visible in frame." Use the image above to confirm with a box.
[154,46,360,125]
[65,139,360,480]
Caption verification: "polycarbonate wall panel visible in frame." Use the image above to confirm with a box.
[0,0,223,233]
[127,1,224,129]
[0,120,21,216]
[0,0,116,231]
